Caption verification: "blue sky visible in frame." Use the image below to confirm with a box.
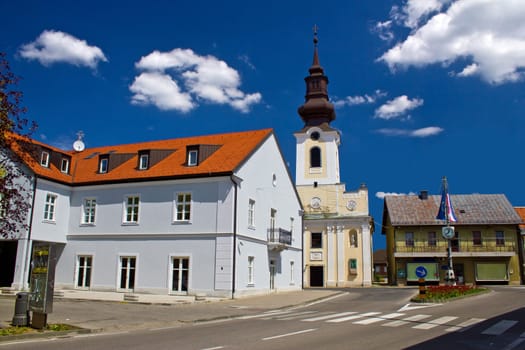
[2,0,525,251]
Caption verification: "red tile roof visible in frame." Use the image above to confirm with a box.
[514,207,525,229]
[8,129,273,185]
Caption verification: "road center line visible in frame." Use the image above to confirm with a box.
[262,328,317,341]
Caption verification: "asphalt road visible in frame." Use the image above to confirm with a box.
[1,286,524,350]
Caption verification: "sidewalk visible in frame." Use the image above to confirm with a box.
[0,289,343,340]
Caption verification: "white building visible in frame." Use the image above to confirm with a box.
[1,129,303,298]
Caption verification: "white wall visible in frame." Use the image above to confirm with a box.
[234,134,303,295]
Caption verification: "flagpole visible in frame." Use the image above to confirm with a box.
[442,176,455,285]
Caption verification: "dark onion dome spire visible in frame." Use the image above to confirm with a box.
[298,26,336,127]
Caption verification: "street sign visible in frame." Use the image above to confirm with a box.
[415,266,427,278]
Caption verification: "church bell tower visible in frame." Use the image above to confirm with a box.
[295,28,341,187]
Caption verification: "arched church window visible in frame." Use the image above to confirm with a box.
[310,147,321,168]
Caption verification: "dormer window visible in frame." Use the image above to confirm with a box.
[138,152,149,170]
[40,151,50,167]
[60,157,70,173]
[99,156,109,173]
[188,150,198,166]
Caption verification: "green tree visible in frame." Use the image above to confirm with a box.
[0,52,37,238]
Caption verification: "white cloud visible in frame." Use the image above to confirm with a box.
[374,95,423,119]
[373,20,395,42]
[379,0,525,84]
[131,48,261,113]
[392,0,452,29]
[456,63,479,77]
[19,30,107,69]
[130,72,194,112]
[376,191,417,199]
[335,90,387,108]
[375,126,444,137]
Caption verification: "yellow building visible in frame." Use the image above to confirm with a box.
[382,191,522,285]
[295,33,373,288]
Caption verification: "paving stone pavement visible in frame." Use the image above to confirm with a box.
[0,289,342,339]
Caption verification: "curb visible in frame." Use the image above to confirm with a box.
[0,328,97,343]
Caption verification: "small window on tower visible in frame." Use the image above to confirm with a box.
[310,147,321,168]
[310,131,320,141]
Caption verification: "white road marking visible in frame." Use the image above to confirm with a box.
[327,312,381,323]
[238,310,293,319]
[262,328,317,341]
[353,313,406,325]
[412,316,458,330]
[482,320,518,335]
[398,303,441,312]
[445,318,486,332]
[302,311,358,322]
[201,347,224,350]
[291,292,348,309]
[270,311,318,320]
[383,314,432,327]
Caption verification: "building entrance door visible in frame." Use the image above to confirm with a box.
[309,266,324,287]
[270,260,276,290]
[0,241,17,287]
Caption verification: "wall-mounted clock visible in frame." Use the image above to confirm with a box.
[442,226,455,239]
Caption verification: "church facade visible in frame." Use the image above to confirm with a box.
[295,33,373,287]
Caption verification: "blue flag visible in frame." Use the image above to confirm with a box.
[436,181,457,222]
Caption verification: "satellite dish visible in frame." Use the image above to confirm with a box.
[73,131,85,152]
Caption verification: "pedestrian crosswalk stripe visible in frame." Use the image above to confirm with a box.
[238,310,293,319]
[482,320,518,335]
[412,316,458,330]
[383,314,432,327]
[445,318,486,332]
[353,313,406,325]
[302,312,358,322]
[269,311,317,320]
[327,312,381,323]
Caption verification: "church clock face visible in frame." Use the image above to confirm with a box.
[310,197,321,209]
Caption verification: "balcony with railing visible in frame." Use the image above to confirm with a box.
[394,238,516,257]
[267,228,292,252]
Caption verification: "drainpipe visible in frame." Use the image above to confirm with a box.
[22,176,37,290]
[230,175,242,299]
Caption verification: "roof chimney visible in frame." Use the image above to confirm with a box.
[419,190,428,200]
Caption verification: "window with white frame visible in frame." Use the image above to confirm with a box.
[99,157,109,173]
[248,199,255,227]
[124,196,140,223]
[248,256,254,285]
[43,193,57,221]
[119,256,136,290]
[60,158,70,173]
[139,153,149,170]
[40,151,50,167]
[175,192,191,221]
[188,150,198,166]
[82,198,96,225]
[76,255,92,288]
[171,257,189,293]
